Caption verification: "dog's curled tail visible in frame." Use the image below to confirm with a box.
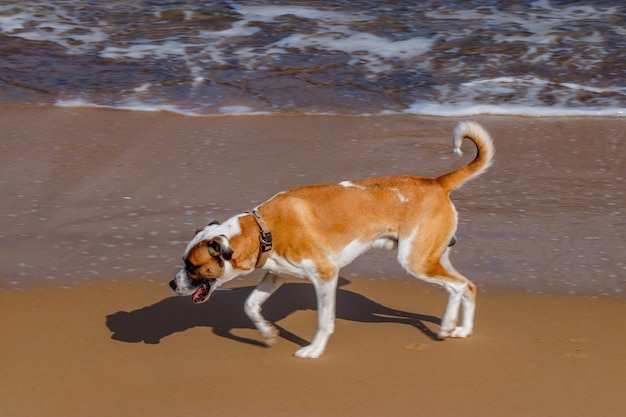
[437,121,495,191]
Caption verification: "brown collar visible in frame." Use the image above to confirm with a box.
[250,209,273,268]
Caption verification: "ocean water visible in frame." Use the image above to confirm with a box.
[1,0,625,116]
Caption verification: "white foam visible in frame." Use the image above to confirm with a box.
[0,4,108,54]
[55,98,203,117]
[274,31,433,74]
[403,101,626,117]
[231,4,361,24]
[402,76,626,117]
[54,98,275,117]
[0,14,27,32]
[133,83,152,93]
[228,4,432,74]
[55,95,626,118]
[218,105,268,115]
[101,42,186,60]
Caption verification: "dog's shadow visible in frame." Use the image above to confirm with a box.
[105,278,441,348]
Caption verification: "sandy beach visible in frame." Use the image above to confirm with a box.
[2,277,626,417]
[1,108,625,416]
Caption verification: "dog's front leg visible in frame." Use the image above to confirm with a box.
[244,272,285,345]
[294,274,339,359]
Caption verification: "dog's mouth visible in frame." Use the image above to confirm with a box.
[192,280,215,304]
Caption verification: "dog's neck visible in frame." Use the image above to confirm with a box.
[250,209,273,268]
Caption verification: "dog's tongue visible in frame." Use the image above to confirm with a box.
[192,284,211,304]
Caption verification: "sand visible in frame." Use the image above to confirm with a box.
[1,108,625,416]
[2,278,626,416]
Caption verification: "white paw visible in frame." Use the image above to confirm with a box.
[294,344,324,359]
[438,326,472,339]
[450,327,472,338]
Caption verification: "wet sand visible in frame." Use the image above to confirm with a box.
[1,108,625,416]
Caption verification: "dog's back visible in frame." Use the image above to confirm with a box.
[259,121,494,263]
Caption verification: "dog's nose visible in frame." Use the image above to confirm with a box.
[169,279,177,291]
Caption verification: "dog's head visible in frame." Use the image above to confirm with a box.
[169,216,257,303]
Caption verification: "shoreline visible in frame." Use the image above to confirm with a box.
[4,101,626,118]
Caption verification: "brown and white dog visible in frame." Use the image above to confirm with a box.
[170,121,494,358]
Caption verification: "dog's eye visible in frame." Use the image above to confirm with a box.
[184,259,200,272]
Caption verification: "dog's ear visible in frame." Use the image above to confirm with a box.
[207,239,221,257]
[207,237,233,261]
[222,245,233,261]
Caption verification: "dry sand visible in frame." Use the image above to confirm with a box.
[2,278,626,417]
[1,108,625,416]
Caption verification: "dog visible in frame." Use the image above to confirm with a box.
[170,121,494,358]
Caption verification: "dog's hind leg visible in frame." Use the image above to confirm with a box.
[244,272,285,345]
[398,230,476,339]
[439,248,475,337]
[437,277,475,338]
[294,266,339,359]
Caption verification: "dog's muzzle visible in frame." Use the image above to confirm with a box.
[190,280,212,304]
[169,274,216,304]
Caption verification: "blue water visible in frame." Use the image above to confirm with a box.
[1,0,625,116]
